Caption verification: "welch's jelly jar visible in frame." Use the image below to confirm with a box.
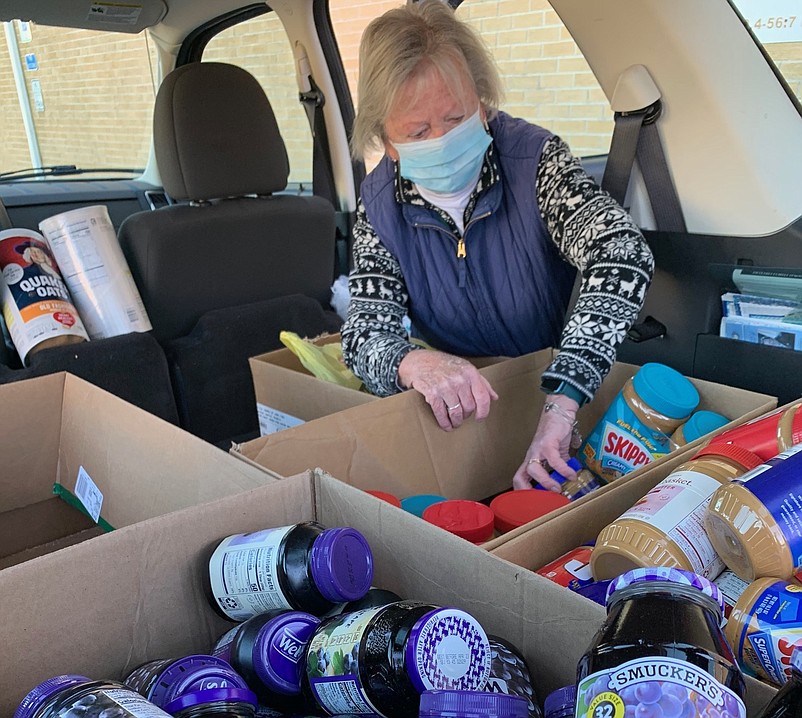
[212,609,320,714]
[305,600,492,718]
[14,675,173,718]
[206,522,374,621]
[576,568,745,718]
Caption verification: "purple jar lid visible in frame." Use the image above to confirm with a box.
[146,655,250,707]
[405,608,491,694]
[310,527,374,603]
[253,611,321,694]
[14,675,90,718]
[419,689,529,717]
[162,687,258,715]
[605,568,725,616]
[544,685,577,718]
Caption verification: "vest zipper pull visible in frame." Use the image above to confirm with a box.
[457,238,466,258]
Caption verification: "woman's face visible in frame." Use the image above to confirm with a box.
[383,62,483,160]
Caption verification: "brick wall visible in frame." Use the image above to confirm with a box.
[1,9,800,179]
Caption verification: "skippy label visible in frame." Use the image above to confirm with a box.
[581,391,671,480]
[735,581,802,685]
[617,469,726,578]
[209,526,295,621]
[306,605,384,715]
[576,656,745,718]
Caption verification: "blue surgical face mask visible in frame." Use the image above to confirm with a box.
[391,108,492,194]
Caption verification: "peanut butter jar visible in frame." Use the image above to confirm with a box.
[581,363,699,483]
[706,444,802,582]
[592,443,761,581]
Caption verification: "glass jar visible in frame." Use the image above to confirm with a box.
[576,568,746,718]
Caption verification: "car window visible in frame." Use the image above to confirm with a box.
[202,13,313,188]
[0,20,156,176]
[730,0,802,104]
[329,0,614,162]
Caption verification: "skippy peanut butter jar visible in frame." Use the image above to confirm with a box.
[706,444,802,582]
[581,363,700,483]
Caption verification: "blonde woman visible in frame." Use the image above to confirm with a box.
[341,0,653,491]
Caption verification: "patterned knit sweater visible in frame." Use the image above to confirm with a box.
[341,134,654,402]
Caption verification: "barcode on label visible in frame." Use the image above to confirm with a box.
[75,466,103,522]
[126,308,138,323]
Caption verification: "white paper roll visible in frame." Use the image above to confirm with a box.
[39,205,152,339]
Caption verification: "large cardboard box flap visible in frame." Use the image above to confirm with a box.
[235,352,775,520]
[0,372,276,569]
[0,469,774,717]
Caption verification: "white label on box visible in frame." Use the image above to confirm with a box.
[75,465,103,523]
[257,403,305,436]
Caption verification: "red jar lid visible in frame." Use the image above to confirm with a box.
[365,490,402,508]
[490,490,570,534]
[691,442,762,471]
[422,500,495,544]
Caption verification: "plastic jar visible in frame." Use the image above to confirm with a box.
[725,578,802,686]
[706,443,802,581]
[709,401,802,460]
[401,495,448,518]
[577,568,746,718]
[212,609,320,713]
[536,546,594,591]
[591,443,761,580]
[543,685,576,718]
[206,522,374,621]
[419,690,528,718]
[14,675,173,718]
[422,500,495,544]
[490,491,569,534]
[755,644,802,718]
[485,635,541,718]
[539,458,603,500]
[305,600,492,718]
[580,363,700,482]
[123,655,255,709]
[672,410,730,447]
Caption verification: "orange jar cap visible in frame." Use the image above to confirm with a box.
[692,442,762,471]
[365,490,402,508]
[423,499,495,544]
[490,490,570,535]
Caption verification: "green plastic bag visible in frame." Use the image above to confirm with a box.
[279,331,363,390]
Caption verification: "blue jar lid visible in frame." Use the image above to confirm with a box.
[14,675,90,718]
[681,410,730,443]
[162,687,258,715]
[145,655,250,707]
[310,527,374,603]
[544,685,577,718]
[253,611,320,695]
[405,608,491,694]
[631,363,699,419]
[605,568,725,617]
[401,494,448,518]
[419,689,529,717]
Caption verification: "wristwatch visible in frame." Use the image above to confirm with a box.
[540,378,589,407]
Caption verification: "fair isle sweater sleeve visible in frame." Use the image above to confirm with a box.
[340,199,418,397]
[537,135,655,402]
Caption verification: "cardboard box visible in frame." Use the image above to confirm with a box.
[249,332,510,435]
[235,352,775,541]
[489,446,780,712]
[0,469,774,717]
[0,372,277,570]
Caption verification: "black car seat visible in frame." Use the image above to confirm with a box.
[118,62,341,445]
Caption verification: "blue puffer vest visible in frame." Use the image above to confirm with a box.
[360,111,577,358]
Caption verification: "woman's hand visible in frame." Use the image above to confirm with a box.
[512,394,580,490]
[398,349,498,430]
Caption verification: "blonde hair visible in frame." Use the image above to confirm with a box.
[350,0,503,160]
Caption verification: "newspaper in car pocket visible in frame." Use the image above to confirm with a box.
[721,292,802,320]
